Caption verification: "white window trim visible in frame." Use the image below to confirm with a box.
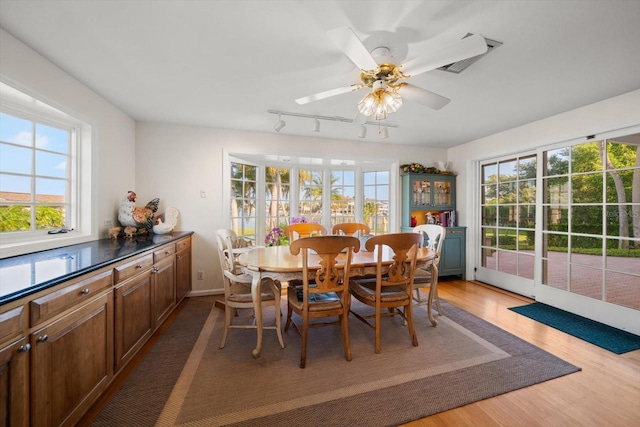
[224,149,399,242]
[0,81,94,258]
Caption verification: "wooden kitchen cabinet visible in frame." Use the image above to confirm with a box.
[0,336,29,427]
[30,292,113,427]
[0,231,193,426]
[175,237,192,303]
[114,265,153,372]
[152,254,176,328]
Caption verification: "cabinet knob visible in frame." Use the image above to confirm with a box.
[81,288,90,295]
[19,343,31,353]
[136,264,143,269]
[37,335,49,343]
[165,251,171,255]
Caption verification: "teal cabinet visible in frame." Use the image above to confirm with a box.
[440,227,466,279]
[401,173,465,278]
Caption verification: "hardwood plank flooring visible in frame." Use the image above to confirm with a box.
[404,278,640,426]
[81,280,640,426]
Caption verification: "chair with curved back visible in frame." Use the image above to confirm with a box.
[412,224,446,325]
[216,228,284,353]
[332,222,370,237]
[285,235,360,368]
[349,232,422,353]
[283,223,327,242]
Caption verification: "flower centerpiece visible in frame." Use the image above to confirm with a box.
[264,216,315,246]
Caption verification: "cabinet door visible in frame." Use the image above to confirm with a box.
[440,228,466,279]
[0,337,29,427]
[114,269,153,372]
[175,248,191,303]
[153,257,176,328]
[30,292,113,427]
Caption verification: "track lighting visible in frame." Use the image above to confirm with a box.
[267,110,398,139]
[274,114,286,132]
[358,125,367,138]
[379,126,388,139]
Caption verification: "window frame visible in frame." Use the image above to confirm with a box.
[0,81,93,257]
[225,151,397,243]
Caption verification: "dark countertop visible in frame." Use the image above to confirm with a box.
[0,231,193,306]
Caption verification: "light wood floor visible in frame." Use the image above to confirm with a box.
[82,279,640,426]
[404,279,640,426]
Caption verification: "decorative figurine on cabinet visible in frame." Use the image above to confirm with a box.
[118,191,160,231]
[153,207,179,235]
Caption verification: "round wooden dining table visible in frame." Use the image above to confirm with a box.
[236,244,435,358]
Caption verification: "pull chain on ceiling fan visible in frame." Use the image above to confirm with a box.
[295,27,489,120]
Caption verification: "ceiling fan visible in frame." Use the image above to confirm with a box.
[295,28,488,120]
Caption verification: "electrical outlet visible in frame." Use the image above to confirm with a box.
[104,218,113,227]
[200,190,206,198]
[197,270,205,280]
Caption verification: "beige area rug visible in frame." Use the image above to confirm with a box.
[93,297,580,427]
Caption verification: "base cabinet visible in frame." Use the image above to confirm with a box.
[0,337,29,427]
[175,239,191,303]
[114,268,154,372]
[153,256,176,328]
[440,227,466,279]
[0,233,192,427]
[30,292,113,427]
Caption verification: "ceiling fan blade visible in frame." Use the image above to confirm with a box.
[327,27,379,71]
[401,33,488,77]
[295,84,359,105]
[400,84,450,110]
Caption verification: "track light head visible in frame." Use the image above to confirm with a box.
[312,118,320,132]
[358,125,367,138]
[274,114,286,132]
[379,126,388,139]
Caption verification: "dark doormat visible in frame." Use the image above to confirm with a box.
[509,302,640,354]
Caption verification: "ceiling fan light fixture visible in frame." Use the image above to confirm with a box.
[357,80,402,120]
[274,114,286,132]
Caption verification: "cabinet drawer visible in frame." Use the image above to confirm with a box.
[175,237,190,253]
[30,269,113,326]
[114,254,154,284]
[154,244,175,263]
[0,305,26,345]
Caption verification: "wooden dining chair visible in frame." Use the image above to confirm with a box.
[412,224,446,324]
[283,223,327,242]
[332,222,370,237]
[349,232,421,353]
[216,231,284,352]
[285,235,360,368]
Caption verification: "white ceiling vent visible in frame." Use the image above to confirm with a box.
[438,34,502,74]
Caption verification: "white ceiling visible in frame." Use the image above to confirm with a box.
[1,0,639,149]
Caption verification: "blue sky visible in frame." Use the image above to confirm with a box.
[0,112,69,196]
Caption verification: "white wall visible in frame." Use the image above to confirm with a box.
[135,122,447,294]
[0,28,136,255]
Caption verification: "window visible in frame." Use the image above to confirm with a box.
[363,170,390,234]
[330,170,355,227]
[226,156,394,243]
[0,112,72,233]
[0,81,93,257]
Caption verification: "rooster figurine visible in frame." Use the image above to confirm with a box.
[118,191,160,230]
